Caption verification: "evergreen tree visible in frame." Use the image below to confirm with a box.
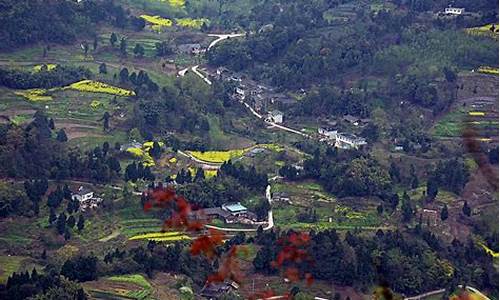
[119,37,127,56]
[134,43,145,58]
[56,129,68,142]
[143,166,155,181]
[462,201,471,217]
[93,35,98,51]
[401,192,413,222]
[57,212,67,235]
[102,112,110,131]
[64,228,71,240]
[119,67,129,83]
[194,167,205,182]
[99,62,107,74]
[426,178,438,200]
[77,215,85,232]
[110,32,117,47]
[48,118,55,130]
[49,208,57,224]
[67,215,76,228]
[149,141,162,159]
[441,204,448,221]
[125,162,138,182]
[63,184,72,200]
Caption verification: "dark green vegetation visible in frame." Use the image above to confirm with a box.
[0,0,498,299]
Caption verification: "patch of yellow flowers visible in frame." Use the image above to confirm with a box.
[175,18,209,29]
[187,144,283,163]
[33,64,57,72]
[68,80,135,97]
[465,24,499,40]
[90,100,103,109]
[129,231,191,242]
[168,0,185,8]
[140,15,173,27]
[127,147,155,167]
[477,66,499,75]
[126,141,164,167]
[15,89,52,101]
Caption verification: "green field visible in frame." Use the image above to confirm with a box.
[0,256,41,283]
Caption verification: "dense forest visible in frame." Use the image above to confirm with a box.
[0,0,144,50]
[253,228,498,296]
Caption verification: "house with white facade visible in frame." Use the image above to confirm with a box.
[71,186,94,202]
[318,127,338,139]
[444,7,464,15]
[72,186,103,211]
[266,110,283,123]
[335,133,367,149]
[235,87,246,99]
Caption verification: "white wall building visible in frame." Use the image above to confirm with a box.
[235,87,246,99]
[266,110,283,123]
[444,7,464,15]
[335,133,367,149]
[318,127,338,139]
[71,186,94,202]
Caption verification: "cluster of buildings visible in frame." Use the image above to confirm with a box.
[318,125,367,150]
[215,67,295,124]
[190,202,258,224]
[71,186,102,212]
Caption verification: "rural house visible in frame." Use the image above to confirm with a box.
[421,209,439,226]
[72,186,103,211]
[335,133,367,149]
[318,126,338,139]
[200,281,239,299]
[177,43,205,55]
[190,203,258,224]
[71,186,94,202]
[272,192,292,204]
[266,110,284,123]
[444,7,464,15]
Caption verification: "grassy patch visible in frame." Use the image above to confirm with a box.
[108,274,152,289]
[0,256,38,284]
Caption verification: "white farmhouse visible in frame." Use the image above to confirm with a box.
[71,186,94,202]
[266,110,283,123]
[335,133,367,149]
[318,127,338,139]
[235,87,246,99]
[444,7,464,15]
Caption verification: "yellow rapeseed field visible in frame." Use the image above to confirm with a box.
[68,80,135,96]
[140,15,173,27]
[477,66,499,75]
[168,0,185,7]
[90,100,103,109]
[15,89,52,101]
[468,111,485,116]
[465,24,499,40]
[175,18,209,29]
[187,144,283,163]
[127,147,155,167]
[129,231,190,242]
[33,64,57,72]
